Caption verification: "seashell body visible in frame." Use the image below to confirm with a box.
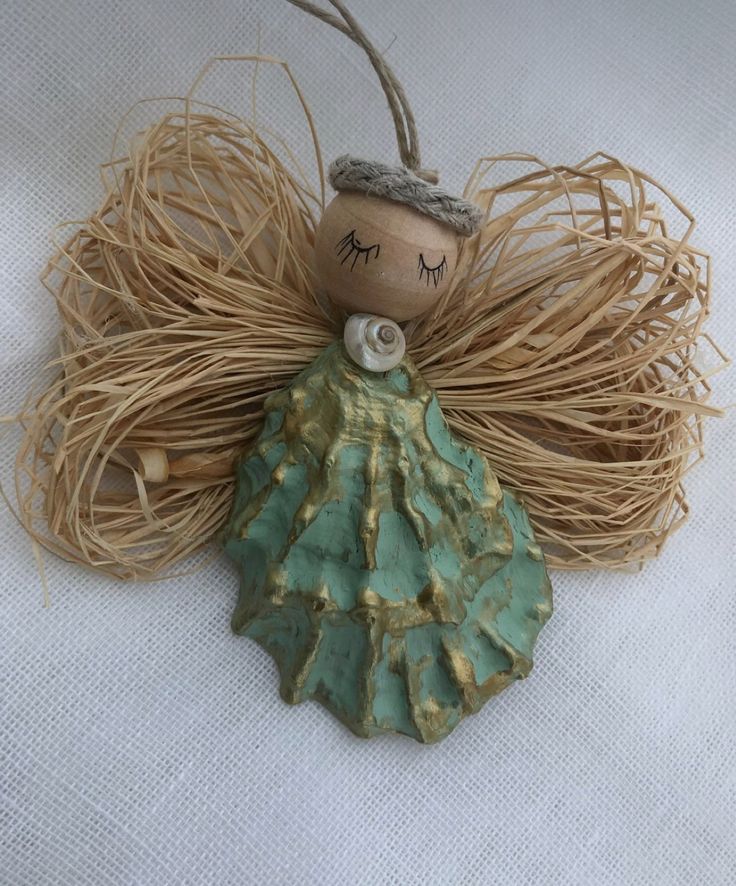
[224,342,552,743]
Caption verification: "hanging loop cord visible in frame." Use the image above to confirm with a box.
[285,0,438,183]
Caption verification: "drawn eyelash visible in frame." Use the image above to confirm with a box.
[418,254,448,287]
[335,229,381,270]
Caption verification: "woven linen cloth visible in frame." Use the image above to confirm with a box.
[1,1,734,883]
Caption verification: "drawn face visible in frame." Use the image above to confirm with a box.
[314,192,459,322]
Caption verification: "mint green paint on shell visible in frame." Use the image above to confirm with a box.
[224,342,553,743]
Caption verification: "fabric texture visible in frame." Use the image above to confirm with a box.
[1,0,734,883]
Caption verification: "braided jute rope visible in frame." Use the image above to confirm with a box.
[329,155,484,236]
[287,0,483,236]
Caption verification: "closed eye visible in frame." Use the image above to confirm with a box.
[418,254,448,287]
[335,229,380,270]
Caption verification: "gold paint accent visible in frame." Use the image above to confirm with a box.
[361,445,380,570]
[417,696,454,742]
[265,565,290,603]
[280,626,323,704]
[418,575,467,625]
[401,653,454,743]
[441,635,479,713]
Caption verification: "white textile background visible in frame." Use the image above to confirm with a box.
[1,1,735,883]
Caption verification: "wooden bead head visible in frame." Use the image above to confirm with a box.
[314,192,459,322]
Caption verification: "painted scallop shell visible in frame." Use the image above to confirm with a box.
[224,341,552,742]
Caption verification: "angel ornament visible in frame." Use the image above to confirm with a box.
[224,157,552,743]
[13,0,721,747]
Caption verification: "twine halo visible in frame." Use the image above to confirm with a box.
[7,59,726,579]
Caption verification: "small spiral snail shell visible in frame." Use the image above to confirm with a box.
[344,314,406,372]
